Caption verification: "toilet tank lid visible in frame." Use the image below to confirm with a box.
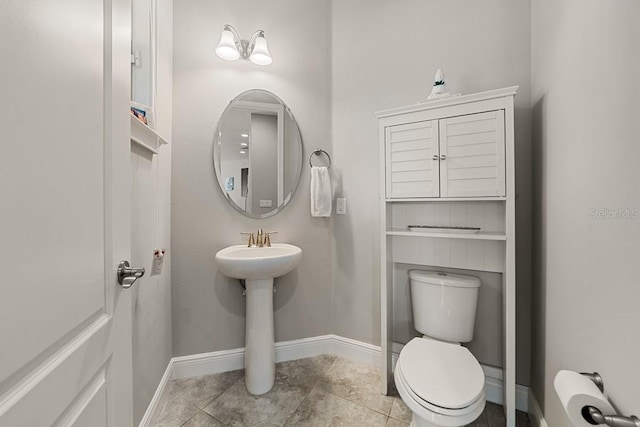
[408,270,481,288]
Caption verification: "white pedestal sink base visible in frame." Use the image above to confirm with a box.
[244,278,275,395]
[214,243,302,395]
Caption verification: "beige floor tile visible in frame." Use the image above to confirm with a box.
[153,396,200,427]
[389,397,412,424]
[182,410,228,427]
[285,388,387,426]
[315,357,394,416]
[152,355,531,427]
[169,370,244,409]
[203,355,335,427]
[385,416,410,427]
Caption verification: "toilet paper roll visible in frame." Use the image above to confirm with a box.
[554,370,615,426]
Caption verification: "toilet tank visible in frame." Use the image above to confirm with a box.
[409,270,481,343]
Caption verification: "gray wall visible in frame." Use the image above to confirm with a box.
[172,0,333,356]
[530,0,640,424]
[172,0,532,387]
[330,0,532,385]
[132,0,173,423]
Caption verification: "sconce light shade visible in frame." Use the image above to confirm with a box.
[215,25,272,65]
[249,35,272,65]
[215,28,240,60]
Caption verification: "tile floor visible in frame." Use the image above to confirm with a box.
[151,355,531,427]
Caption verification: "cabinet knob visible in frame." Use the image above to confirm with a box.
[432,155,438,161]
[440,154,447,160]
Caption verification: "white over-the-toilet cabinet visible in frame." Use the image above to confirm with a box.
[377,87,518,426]
[386,110,505,198]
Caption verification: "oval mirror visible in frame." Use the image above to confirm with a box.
[213,90,303,218]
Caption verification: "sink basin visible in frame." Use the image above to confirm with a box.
[214,243,302,395]
[215,243,302,280]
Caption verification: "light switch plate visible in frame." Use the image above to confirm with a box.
[336,198,346,214]
[260,200,273,208]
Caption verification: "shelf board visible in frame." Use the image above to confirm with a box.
[130,114,168,154]
[386,197,506,203]
[386,228,507,240]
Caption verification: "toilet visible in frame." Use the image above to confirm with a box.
[394,270,486,427]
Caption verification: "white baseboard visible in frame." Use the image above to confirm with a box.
[141,335,529,425]
[138,358,175,427]
[170,334,381,380]
[171,346,246,379]
[528,391,548,427]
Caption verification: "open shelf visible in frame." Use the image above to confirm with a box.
[130,114,168,154]
[386,229,507,240]
[386,197,507,203]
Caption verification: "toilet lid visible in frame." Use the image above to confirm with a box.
[397,338,485,410]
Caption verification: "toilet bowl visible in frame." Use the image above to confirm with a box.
[394,337,485,427]
[394,271,485,427]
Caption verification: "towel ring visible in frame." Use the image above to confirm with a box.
[309,148,331,168]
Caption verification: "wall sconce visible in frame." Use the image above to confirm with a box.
[215,24,272,65]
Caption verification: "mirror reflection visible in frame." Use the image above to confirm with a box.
[214,90,303,218]
[131,0,156,126]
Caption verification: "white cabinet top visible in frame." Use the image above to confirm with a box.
[375,86,518,120]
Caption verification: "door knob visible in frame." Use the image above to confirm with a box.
[117,260,145,288]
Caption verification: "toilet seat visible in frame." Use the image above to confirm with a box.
[394,362,485,427]
[397,338,485,411]
[393,337,486,426]
[395,362,484,417]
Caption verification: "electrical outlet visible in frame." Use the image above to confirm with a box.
[259,200,273,208]
[336,198,346,214]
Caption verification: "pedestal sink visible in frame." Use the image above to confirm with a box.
[215,243,302,395]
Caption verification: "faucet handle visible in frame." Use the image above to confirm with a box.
[264,231,277,247]
[240,232,255,247]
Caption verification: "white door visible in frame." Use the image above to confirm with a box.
[439,110,506,198]
[0,0,134,426]
[385,120,440,198]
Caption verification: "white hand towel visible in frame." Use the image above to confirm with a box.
[310,166,332,217]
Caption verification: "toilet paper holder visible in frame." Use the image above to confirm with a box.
[581,372,604,392]
[580,372,640,427]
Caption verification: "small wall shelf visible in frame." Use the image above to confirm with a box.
[130,114,168,154]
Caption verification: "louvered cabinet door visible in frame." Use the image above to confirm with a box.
[439,110,506,197]
[385,120,440,198]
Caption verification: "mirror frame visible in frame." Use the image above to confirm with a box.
[213,89,303,219]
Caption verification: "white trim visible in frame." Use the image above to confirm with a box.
[328,335,381,366]
[528,391,548,427]
[140,335,529,425]
[171,335,381,381]
[171,347,245,379]
[375,86,519,118]
[138,358,174,427]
